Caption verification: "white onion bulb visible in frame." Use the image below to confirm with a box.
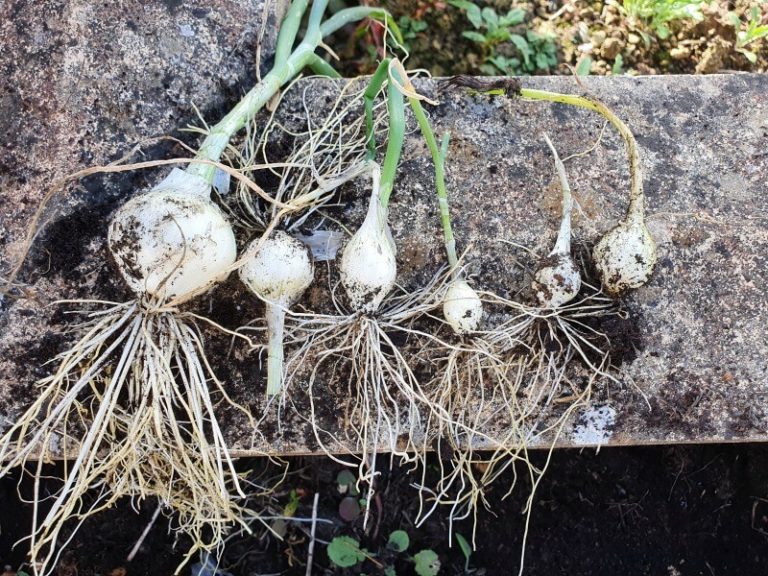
[533,253,582,308]
[532,134,582,309]
[340,169,397,313]
[593,219,657,296]
[443,279,483,334]
[239,231,314,307]
[108,169,236,304]
[240,231,314,397]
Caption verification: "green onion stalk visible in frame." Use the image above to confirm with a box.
[186,0,401,185]
[406,78,483,334]
[339,60,407,312]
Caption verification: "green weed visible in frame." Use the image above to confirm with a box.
[448,0,558,75]
[729,5,768,63]
[326,531,440,574]
[397,15,429,52]
[610,0,711,40]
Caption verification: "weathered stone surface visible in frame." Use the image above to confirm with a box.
[252,73,768,454]
[0,0,287,270]
[1,4,766,457]
[0,0,287,447]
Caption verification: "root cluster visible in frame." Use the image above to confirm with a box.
[0,300,254,573]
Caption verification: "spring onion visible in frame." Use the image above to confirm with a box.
[532,133,582,308]
[403,70,484,335]
[239,231,314,397]
[442,76,657,297]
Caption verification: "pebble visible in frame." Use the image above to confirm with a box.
[696,38,731,74]
[592,30,607,47]
[670,46,690,60]
[601,37,623,59]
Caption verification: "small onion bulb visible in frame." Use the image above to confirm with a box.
[108,169,237,304]
[593,219,657,296]
[240,231,314,397]
[533,253,582,308]
[443,279,483,334]
[340,169,397,313]
[239,231,314,307]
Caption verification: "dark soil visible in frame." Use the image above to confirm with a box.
[2,444,768,575]
[329,0,768,77]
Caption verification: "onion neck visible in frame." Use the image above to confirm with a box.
[542,133,573,256]
[153,167,211,200]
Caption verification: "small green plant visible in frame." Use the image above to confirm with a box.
[448,0,557,75]
[337,469,360,495]
[284,489,300,516]
[326,531,439,574]
[327,536,368,568]
[336,469,365,521]
[612,53,625,75]
[448,1,526,42]
[610,0,711,39]
[271,489,301,538]
[729,6,768,63]
[387,530,410,553]
[397,15,429,52]
[575,56,592,76]
[413,550,441,576]
[455,533,472,572]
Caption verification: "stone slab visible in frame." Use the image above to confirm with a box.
[240,73,768,454]
[1,7,766,457]
[0,0,287,265]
